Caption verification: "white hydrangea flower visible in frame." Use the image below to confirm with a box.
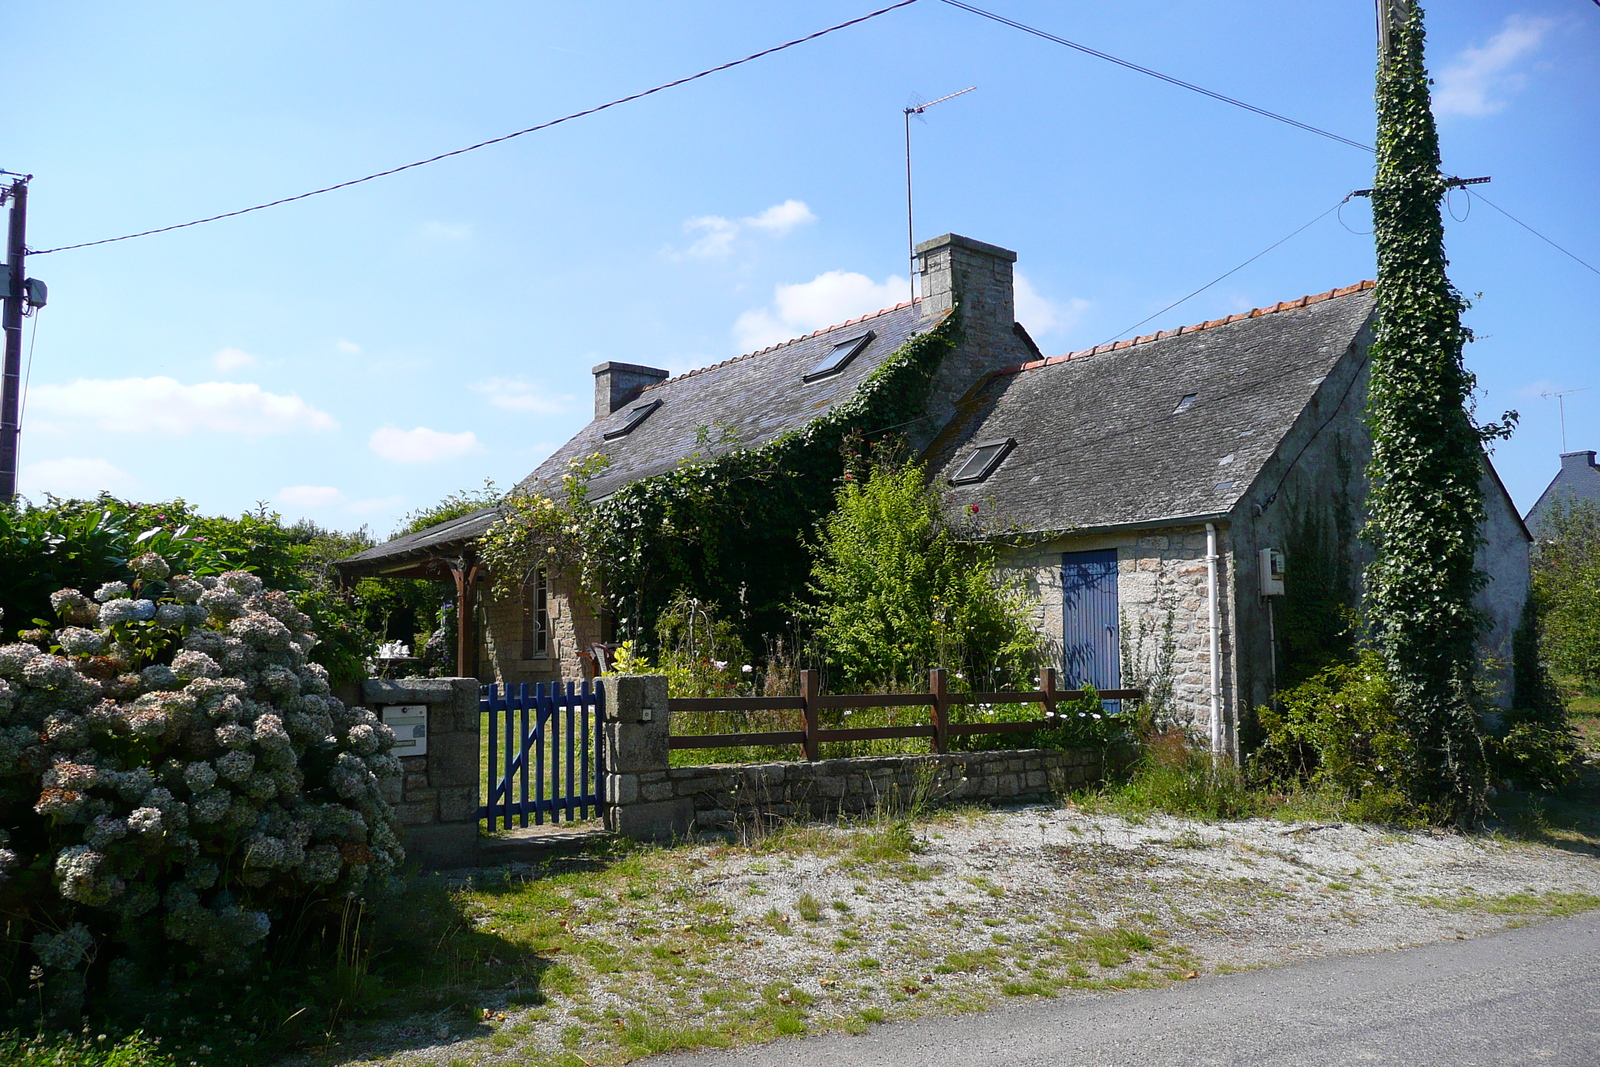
[99,599,156,626]
[167,575,205,603]
[56,627,104,656]
[127,806,164,834]
[51,589,99,625]
[214,723,252,750]
[198,587,246,621]
[154,602,188,628]
[253,714,292,752]
[215,749,255,782]
[229,612,293,652]
[189,788,230,823]
[55,845,122,905]
[0,643,41,679]
[20,652,75,688]
[94,581,131,603]
[129,552,172,581]
[183,760,217,792]
[85,814,130,849]
[346,723,379,756]
[140,663,180,691]
[220,571,264,597]
[33,923,95,969]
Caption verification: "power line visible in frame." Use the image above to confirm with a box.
[938,0,1374,153]
[1099,195,1351,345]
[1470,190,1600,278]
[31,0,922,256]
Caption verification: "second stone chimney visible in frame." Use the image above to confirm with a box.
[916,233,1017,352]
[593,362,669,420]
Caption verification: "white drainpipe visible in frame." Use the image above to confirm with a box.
[1205,522,1224,759]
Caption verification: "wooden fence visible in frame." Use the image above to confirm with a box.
[667,667,1141,760]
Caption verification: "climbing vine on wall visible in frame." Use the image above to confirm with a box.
[481,313,962,655]
[1364,1,1489,821]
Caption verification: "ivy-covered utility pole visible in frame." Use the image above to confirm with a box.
[1365,0,1488,821]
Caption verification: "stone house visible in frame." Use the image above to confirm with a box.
[336,232,1531,753]
[1525,449,1600,540]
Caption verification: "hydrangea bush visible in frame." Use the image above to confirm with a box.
[0,553,402,1001]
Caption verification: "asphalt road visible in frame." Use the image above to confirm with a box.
[660,911,1600,1067]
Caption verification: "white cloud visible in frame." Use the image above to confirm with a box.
[734,270,908,352]
[19,457,134,496]
[369,426,478,463]
[468,377,573,414]
[278,485,343,507]
[419,221,472,241]
[27,377,337,435]
[211,347,257,371]
[1014,271,1090,338]
[743,199,817,237]
[336,338,362,354]
[682,199,817,257]
[1434,14,1555,118]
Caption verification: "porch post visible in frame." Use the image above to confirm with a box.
[449,548,481,679]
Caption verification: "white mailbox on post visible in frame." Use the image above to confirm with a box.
[381,704,428,757]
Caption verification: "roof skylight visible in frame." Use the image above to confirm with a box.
[950,438,1015,485]
[1173,394,1198,414]
[804,332,873,381]
[602,398,662,440]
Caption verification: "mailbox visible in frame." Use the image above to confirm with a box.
[381,704,428,757]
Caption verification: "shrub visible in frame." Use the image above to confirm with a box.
[0,557,402,1020]
[805,455,1043,691]
[1252,651,1413,804]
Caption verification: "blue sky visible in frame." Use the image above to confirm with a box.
[7,1,1597,537]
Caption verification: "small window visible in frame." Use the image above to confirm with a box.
[1173,394,1198,415]
[804,332,873,381]
[949,438,1015,485]
[603,398,661,439]
[524,568,550,658]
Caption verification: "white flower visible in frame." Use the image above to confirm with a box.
[154,603,188,628]
[167,575,205,604]
[0,643,41,679]
[33,924,95,970]
[172,650,221,681]
[127,806,164,834]
[742,664,754,674]
[129,553,171,581]
[57,627,104,656]
[51,589,98,624]
[99,599,156,625]
[94,581,131,603]
[215,749,255,782]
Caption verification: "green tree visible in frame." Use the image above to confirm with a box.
[1531,498,1600,691]
[1363,1,1494,821]
[805,456,1041,691]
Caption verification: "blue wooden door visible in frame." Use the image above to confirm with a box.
[1061,549,1120,692]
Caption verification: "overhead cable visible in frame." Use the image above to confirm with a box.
[1470,191,1600,278]
[938,0,1374,153]
[31,0,921,255]
[1098,195,1350,346]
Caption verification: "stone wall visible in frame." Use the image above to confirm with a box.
[477,567,602,686]
[600,675,1122,842]
[364,677,480,868]
[996,525,1233,739]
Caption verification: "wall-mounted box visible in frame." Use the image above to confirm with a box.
[1259,548,1286,597]
[381,704,428,757]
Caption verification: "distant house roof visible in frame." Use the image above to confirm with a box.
[520,299,937,500]
[1526,450,1600,537]
[925,281,1377,535]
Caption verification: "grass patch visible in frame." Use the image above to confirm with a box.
[796,893,824,922]
[1413,889,1600,918]
[0,1032,177,1067]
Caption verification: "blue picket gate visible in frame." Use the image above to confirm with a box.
[479,681,606,829]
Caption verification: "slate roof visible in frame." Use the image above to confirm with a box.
[520,299,936,500]
[336,507,498,574]
[1526,450,1600,537]
[925,282,1377,535]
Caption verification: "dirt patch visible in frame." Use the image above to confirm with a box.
[307,804,1600,1066]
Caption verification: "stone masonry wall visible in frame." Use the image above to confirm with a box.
[601,675,1124,842]
[363,677,480,868]
[996,525,1234,740]
[477,568,601,686]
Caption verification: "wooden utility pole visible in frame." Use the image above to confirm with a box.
[1376,0,1409,66]
[0,177,28,503]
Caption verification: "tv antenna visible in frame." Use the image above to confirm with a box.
[905,86,975,302]
[1541,387,1591,452]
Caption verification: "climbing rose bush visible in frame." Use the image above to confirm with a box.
[0,558,403,983]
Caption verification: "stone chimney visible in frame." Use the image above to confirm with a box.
[593,362,669,420]
[908,233,1033,449]
[1560,450,1598,473]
